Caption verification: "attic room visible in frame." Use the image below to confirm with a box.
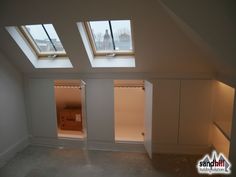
[0,0,236,177]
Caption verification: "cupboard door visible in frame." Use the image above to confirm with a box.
[144,81,153,158]
[179,80,212,145]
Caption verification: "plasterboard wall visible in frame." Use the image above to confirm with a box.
[28,79,57,138]
[85,79,114,144]
[0,52,28,167]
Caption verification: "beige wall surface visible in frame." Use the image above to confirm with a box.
[212,81,235,138]
[212,124,230,158]
[54,87,82,110]
[114,87,145,141]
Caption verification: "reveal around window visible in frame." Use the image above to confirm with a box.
[6,24,72,68]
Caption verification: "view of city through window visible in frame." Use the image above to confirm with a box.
[89,20,133,52]
[24,24,65,53]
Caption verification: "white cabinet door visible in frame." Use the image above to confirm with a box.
[144,80,153,158]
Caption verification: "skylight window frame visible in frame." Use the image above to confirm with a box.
[19,25,67,58]
[84,20,135,57]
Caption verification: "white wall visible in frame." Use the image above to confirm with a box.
[114,87,144,141]
[28,79,57,138]
[179,80,212,146]
[85,79,114,144]
[0,52,28,167]
[153,80,180,146]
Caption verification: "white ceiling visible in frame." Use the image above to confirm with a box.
[1,0,232,78]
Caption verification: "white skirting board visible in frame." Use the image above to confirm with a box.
[30,137,145,153]
[30,136,86,149]
[0,136,29,168]
[87,141,145,152]
[153,143,212,155]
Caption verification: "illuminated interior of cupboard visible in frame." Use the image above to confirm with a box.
[114,80,145,142]
[54,80,85,139]
[212,81,235,157]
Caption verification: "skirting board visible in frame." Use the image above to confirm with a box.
[30,137,145,153]
[87,141,145,152]
[153,143,212,155]
[0,136,29,168]
[30,137,85,149]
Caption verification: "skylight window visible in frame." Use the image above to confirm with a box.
[20,24,66,57]
[85,20,134,56]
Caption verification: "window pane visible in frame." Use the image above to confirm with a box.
[43,24,65,52]
[25,25,55,52]
[89,21,114,51]
[111,20,132,51]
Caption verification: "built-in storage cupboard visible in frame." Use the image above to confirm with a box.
[153,80,213,154]
[27,78,235,156]
[153,79,235,157]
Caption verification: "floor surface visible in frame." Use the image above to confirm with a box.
[0,146,221,177]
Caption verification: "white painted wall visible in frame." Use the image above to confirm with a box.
[179,80,213,146]
[114,87,144,141]
[28,79,57,138]
[85,79,114,144]
[0,52,28,167]
[153,80,180,147]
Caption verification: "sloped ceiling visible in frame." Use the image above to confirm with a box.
[160,0,236,77]
[0,0,217,77]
